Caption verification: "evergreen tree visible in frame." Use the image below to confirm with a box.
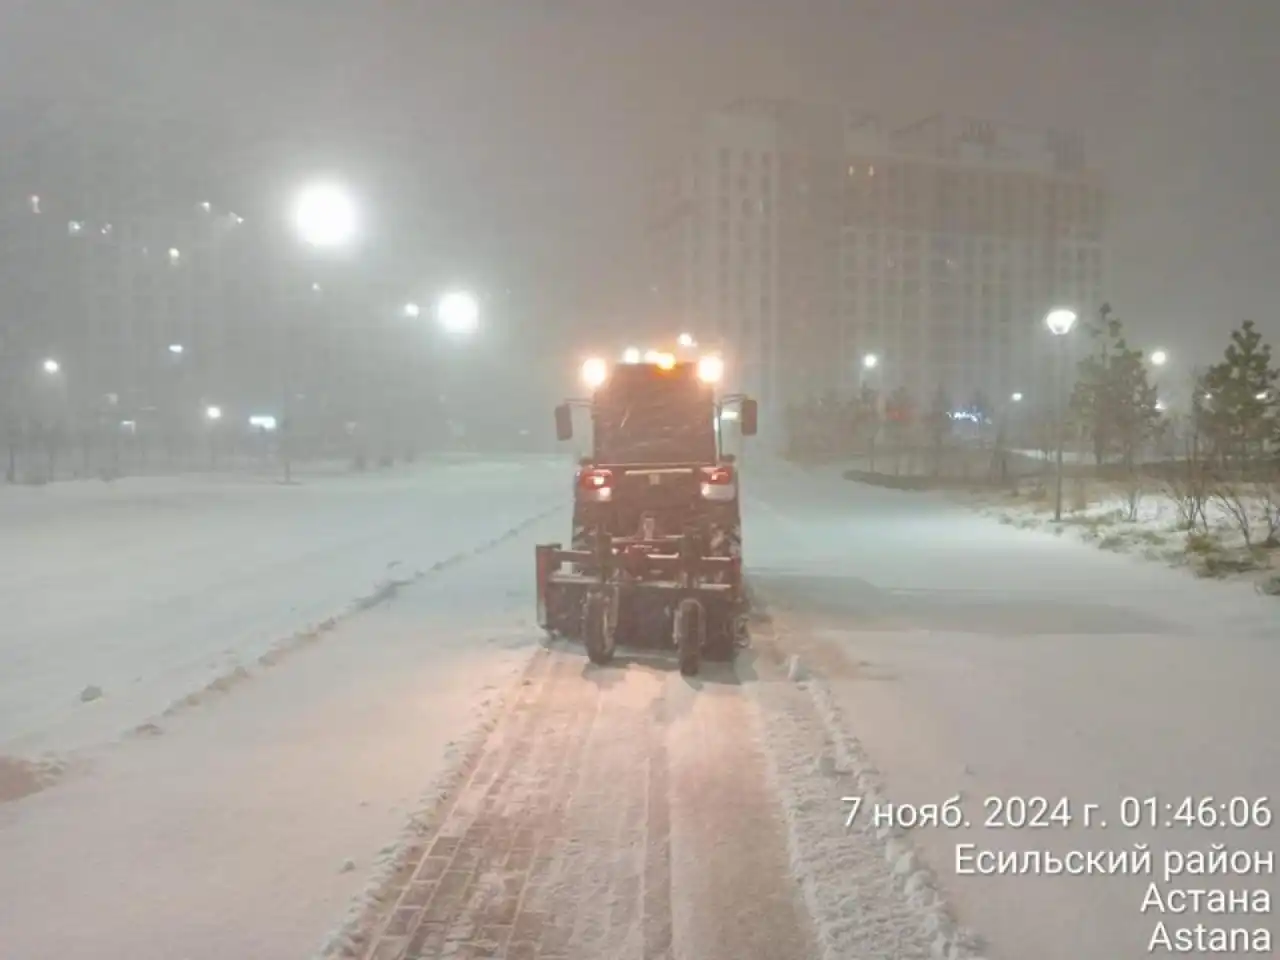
[1198,320,1279,465]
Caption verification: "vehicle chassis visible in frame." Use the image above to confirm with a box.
[536,522,745,676]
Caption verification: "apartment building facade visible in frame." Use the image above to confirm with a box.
[649,101,1107,435]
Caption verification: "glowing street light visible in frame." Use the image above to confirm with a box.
[168,343,185,355]
[677,332,695,348]
[42,358,60,375]
[1011,392,1023,402]
[622,347,641,364]
[1149,349,1168,367]
[436,290,479,336]
[205,405,223,421]
[403,302,421,319]
[862,353,879,370]
[293,181,358,248]
[1045,307,1078,337]
[167,247,181,263]
[1045,307,1078,521]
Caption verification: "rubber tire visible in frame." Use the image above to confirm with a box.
[584,592,614,665]
[675,598,704,677]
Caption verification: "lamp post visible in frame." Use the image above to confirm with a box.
[287,179,359,482]
[1045,308,1078,521]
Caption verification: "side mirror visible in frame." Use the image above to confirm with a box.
[740,397,758,437]
[554,403,573,442]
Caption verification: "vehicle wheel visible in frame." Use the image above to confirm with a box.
[674,597,704,677]
[583,591,614,665]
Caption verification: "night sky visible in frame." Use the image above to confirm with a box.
[2,0,1277,367]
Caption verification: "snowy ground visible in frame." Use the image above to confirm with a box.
[746,461,1278,959]
[956,476,1280,592]
[3,453,1275,959]
[0,456,564,761]
[0,505,558,960]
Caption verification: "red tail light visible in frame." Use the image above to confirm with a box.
[578,468,613,490]
[577,467,614,500]
[699,465,737,500]
[701,465,734,485]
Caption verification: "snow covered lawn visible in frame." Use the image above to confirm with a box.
[0,457,566,763]
[956,477,1280,593]
[0,509,559,960]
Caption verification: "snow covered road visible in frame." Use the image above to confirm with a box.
[745,461,1278,958]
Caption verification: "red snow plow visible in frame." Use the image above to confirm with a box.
[535,350,757,676]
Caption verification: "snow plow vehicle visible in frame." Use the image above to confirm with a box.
[535,348,758,676]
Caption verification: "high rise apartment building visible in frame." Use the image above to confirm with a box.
[648,100,1107,434]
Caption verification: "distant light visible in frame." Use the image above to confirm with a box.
[581,357,609,389]
[29,195,40,214]
[1149,349,1168,367]
[231,213,244,225]
[720,409,739,421]
[294,181,358,248]
[249,415,278,431]
[1155,399,1167,412]
[168,247,181,262]
[42,358,60,374]
[104,392,119,406]
[168,343,184,355]
[403,302,421,318]
[205,405,223,421]
[655,352,676,370]
[1256,391,1269,401]
[119,420,137,433]
[697,355,724,383]
[101,223,113,237]
[622,347,641,364]
[68,220,83,235]
[200,201,212,212]
[677,332,695,348]
[1045,307,1078,336]
[311,282,322,293]
[436,290,479,335]
[643,349,661,364]
[862,353,879,370]
[1011,391,1023,402]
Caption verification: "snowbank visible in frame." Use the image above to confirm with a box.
[747,621,985,960]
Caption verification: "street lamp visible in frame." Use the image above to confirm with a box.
[42,358,60,375]
[168,343,184,355]
[436,290,479,336]
[1045,307,1078,521]
[205,405,222,421]
[403,302,421,319]
[1149,349,1168,367]
[293,181,358,249]
[677,332,695,348]
[1011,392,1023,402]
[862,353,879,370]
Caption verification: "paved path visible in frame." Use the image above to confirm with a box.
[361,647,816,960]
